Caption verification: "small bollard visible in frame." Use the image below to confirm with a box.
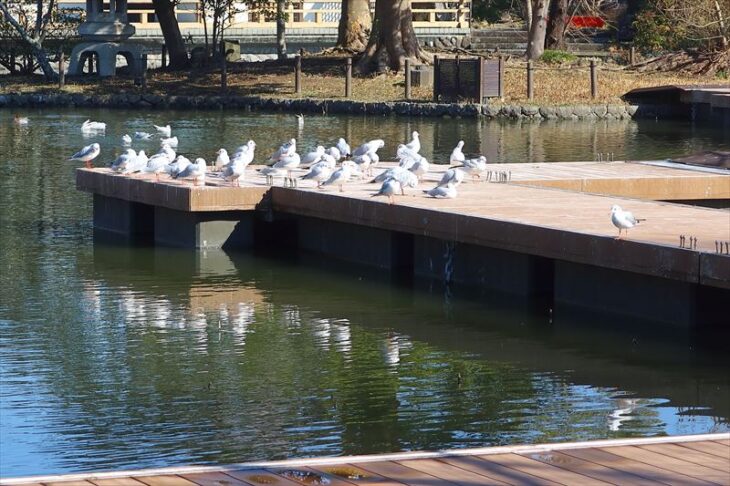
[404,58,412,100]
[161,44,167,68]
[345,57,352,98]
[590,59,598,99]
[526,60,534,100]
[294,54,302,95]
[58,51,65,89]
[629,46,636,66]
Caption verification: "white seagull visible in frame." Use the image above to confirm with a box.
[222,157,247,186]
[352,139,385,157]
[302,145,325,166]
[301,161,334,188]
[438,167,465,188]
[173,158,207,186]
[425,183,457,199]
[154,124,172,137]
[121,134,132,146]
[270,138,296,162]
[69,143,101,168]
[373,178,402,205]
[611,205,645,239]
[215,148,230,170]
[134,131,153,140]
[111,148,137,172]
[373,166,418,195]
[405,131,420,153]
[14,114,29,125]
[167,155,192,177]
[409,157,430,181]
[122,150,148,175]
[81,119,106,133]
[322,161,359,192]
[160,136,178,148]
[458,156,488,181]
[336,138,351,158]
[450,141,465,165]
[326,146,342,162]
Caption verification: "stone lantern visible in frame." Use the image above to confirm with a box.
[67,0,146,77]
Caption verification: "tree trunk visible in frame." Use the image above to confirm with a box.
[152,0,189,69]
[545,0,569,50]
[357,0,426,73]
[526,0,550,60]
[525,0,532,31]
[277,0,286,58]
[337,0,372,51]
[0,1,57,80]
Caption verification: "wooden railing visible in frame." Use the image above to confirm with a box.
[121,0,470,30]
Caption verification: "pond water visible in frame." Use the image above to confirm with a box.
[1,109,728,478]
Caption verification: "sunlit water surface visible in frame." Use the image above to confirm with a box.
[1,110,728,477]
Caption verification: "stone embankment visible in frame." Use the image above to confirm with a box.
[0,92,676,120]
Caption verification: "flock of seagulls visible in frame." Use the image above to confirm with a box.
[60,116,646,239]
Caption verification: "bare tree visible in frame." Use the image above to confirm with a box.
[526,0,551,59]
[337,0,372,51]
[357,0,427,73]
[200,0,245,57]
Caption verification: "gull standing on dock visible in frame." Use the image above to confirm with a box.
[352,139,385,158]
[122,150,148,174]
[167,155,192,177]
[173,158,207,186]
[458,156,488,181]
[611,205,644,239]
[322,161,359,192]
[222,157,247,186]
[270,138,296,162]
[405,131,420,153]
[352,153,373,176]
[262,151,300,186]
[215,148,230,170]
[69,143,101,168]
[450,141,465,165]
[111,148,137,172]
[336,138,351,158]
[409,157,430,181]
[301,161,334,187]
[144,145,175,179]
[373,178,402,205]
[425,183,457,199]
[81,119,106,133]
[154,124,172,137]
[373,166,418,195]
[438,167,465,187]
[302,145,325,166]
[326,146,342,162]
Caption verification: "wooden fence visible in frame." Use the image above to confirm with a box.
[120,0,471,30]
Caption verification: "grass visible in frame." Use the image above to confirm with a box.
[0,55,720,106]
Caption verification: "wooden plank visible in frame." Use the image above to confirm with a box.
[223,470,301,486]
[714,440,730,446]
[91,480,147,486]
[598,446,729,484]
[638,444,730,472]
[477,453,611,485]
[522,451,664,486]
[179,472,250,486]
[310,465,401,486]
[274,468,356,486]
[44,482,96,486]
[437,456,561,486]
[357,460,455,486]
[561,447,717,486]
[396,458,510,485]
[678,441,730,459]
[134,477,198,486]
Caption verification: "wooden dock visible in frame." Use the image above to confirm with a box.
[3,433,728,485]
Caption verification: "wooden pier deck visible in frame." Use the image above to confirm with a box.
[3,433,728,486]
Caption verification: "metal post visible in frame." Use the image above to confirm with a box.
[404,58,411,100]
[294,54,302,95]
[527,60,533,100]
[590,59,598,99]
[497,55,504,99]
[345,57,352,98]
[629,46,636,66]
[58,51,65,89]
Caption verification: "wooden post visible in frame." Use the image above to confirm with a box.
[141,54,147,89]
[590,59,598,99]
[9,47,15,74]
[497,55,504,99]
[58,51,65,89]
[87,55,94,74]
[294,54,302,95]
[433,55,440,102]
[455,55,461,98]
[404,58,411,100]
[161,44,167,68]
[629,46,636,66]
[345,57,352,98]
[221,56,227,91]
[526,60,533,100]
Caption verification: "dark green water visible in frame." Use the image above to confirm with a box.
[1,110,728,478]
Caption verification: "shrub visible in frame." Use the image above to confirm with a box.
[540,50,578,64]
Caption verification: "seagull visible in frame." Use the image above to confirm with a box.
[611,205,645,239]
[336,138,351,158]
[81,119,106,133]
[302,145,325,166]
[322,161,359,192]
[134,131,153,140]
[157,143,176,160]
[222,157,247,186]
[438,167,465,187]
[373,178,402,205]
[296,114,304,128]
[405,131,420,153]
[458,156,488,181]
[173,158,206,186]
[319,152,337,169]
[301,161,334,187]
[409,157,430,181]
[13,114,29,125]
[425,183,457,199]
[214,148,230,170]
[111,148,137,172]
[122,150,148,175]
[373,166,418,195]
[265,152,300,186]
[230,141,256,172]
[326,146,341,162]
[160,136,178,148]
[352,139,385,157]
[396,144,422,163]
[352,153,372,177]
[450,141,465,165]
[68,143,101,168]
[144,150,174,180]
[121,134,132,146]
[167,155,192,177]
[270,138,296,162]
[154,124,172,137]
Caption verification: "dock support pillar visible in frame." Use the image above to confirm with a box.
[93,194,153,240]
[153,207,254,249]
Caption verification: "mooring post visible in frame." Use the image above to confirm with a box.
[294,54,302,95]
[590,59,598,99]
[498,55,504,99]
[404,58,411,100]
[58,51,65,89]
[161,44,167,68]
[527,60,534,100]
[629,46,636,66]
[345,57,352,98]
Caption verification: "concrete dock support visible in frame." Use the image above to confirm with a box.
[153,207,254,249]
[93,194,153,240]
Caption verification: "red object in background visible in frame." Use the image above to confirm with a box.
[570,16,606,28]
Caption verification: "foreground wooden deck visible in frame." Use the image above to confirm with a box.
[3,434,728,485]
